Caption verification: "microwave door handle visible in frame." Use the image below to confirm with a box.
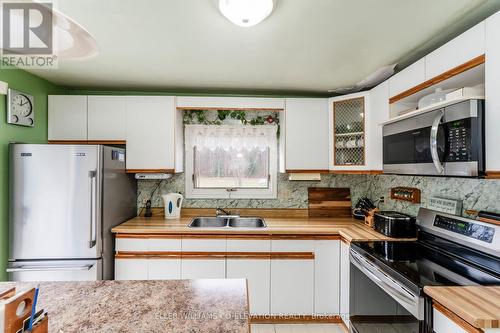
[430,110,445,174]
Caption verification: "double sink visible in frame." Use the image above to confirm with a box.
[189,216,266,229]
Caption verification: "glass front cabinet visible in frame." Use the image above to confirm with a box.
[329,92,372,171]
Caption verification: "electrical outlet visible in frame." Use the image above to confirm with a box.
[379,196,385,204]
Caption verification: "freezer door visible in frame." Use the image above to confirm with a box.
[9,144,102,260]
[7,260,102,281]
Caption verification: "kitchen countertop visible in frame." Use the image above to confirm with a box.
[0,279,249,333]
[424,286,500,329]
[112,216,416,242]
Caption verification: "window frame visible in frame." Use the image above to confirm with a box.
[185,125,278,199]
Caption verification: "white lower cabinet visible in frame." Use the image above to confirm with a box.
[227,259,270,315]
[270,259,314,315]
[115,236,345,317]
[339,241,350,326]
[181,259,226,279]
[314,240,340,315]
[115,259,148,280]
[433,308,468,333]
[148,259,181,280]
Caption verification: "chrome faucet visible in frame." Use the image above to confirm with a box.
[216,208,240,218]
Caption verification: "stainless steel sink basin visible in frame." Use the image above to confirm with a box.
[188,217,228,228]
[228,217,266,228]
[188,216,266,229]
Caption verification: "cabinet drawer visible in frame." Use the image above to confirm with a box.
[148,238,181,252]
[271,239,315,252]
[115,238,149,252]
[182,237,226,252]
[227,238,271,252]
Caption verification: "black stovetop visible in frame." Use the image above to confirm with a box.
[351,232,500,294]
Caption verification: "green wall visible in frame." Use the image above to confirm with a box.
[0,69,64,280]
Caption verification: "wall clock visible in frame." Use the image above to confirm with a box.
[7,88,35,127]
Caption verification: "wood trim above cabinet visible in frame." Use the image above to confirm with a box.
[285,169,330,174]
[177,106,283,112]
[389,54,485,104]
[270,252,315,260]
[115,251,182,259]
[125,169,175,174]
[115,234,182,239]
[433,302,484,333]
[329,170,383,175]
[48,140,126,145]
[226,252,271,259]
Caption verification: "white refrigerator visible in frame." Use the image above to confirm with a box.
[7,144,137,281]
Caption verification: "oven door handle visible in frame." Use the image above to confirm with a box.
[351,251,417,307]
[430,110,445,174]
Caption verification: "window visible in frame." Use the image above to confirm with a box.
[185,124,278,198]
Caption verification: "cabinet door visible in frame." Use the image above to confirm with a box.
[270,239,314,315]
[433,308,468,333]
[48,95,88,140]
[329,92,370,171]
[227,259,270,315]
[339,241,350,326]
[285,98,329,172]
[270,259,314,315]
[125,96,177,171]
[115,259,148,280]
[181,259,226,279]
[87,96,126,140]
[388,59,426,98]
[425,22,485,79]
[367,81,389,171]
[485,11,500,173]
[148,259,181,279]
[314,240,340,315]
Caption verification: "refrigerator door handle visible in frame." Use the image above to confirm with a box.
[89,170,97,248]
[6,264,94,272]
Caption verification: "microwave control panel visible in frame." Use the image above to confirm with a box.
[445,119,471,162]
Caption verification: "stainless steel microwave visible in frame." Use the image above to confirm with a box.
[383,99,485,177]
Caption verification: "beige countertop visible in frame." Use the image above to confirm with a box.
[425,286,500,330]
[0,280,249,333]
[112,216,416,242]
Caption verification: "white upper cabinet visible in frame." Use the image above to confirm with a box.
[485,11,500,173]
[48,95,88,141]
[388,59,426,98]
[425,22,485,79]
[87,96,126,141]
[125,96,182,172]
[176,96,284,110]
[367,81,389,171]
[285,98,329,171]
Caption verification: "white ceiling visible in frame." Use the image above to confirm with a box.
[29,0,499,95]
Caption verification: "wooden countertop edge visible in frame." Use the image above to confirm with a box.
[425,286,500,330]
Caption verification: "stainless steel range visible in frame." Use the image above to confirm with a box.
[349,208,500,333]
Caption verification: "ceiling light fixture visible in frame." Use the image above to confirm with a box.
[218,0,274,27]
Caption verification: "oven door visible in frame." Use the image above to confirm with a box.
[349,249,426,333]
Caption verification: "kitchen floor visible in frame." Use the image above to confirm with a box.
[251,324,345,333]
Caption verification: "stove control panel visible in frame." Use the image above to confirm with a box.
[434,215,495,243]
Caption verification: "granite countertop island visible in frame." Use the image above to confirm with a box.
[0,279,249,333]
